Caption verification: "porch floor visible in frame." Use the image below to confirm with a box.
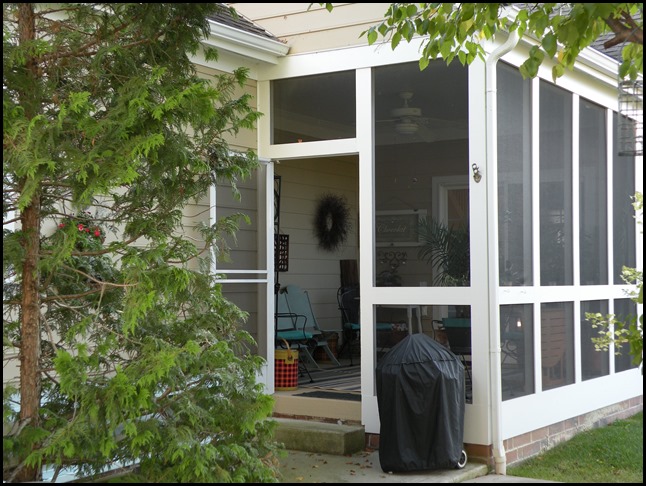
[273,357,362,423]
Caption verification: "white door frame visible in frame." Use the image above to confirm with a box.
[430,175,470,324]
[359,61,491,441]
[209,160,275,392]
[257,46,492,444]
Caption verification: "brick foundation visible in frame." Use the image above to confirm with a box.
[365,396,643,466]
[504,396,643,466]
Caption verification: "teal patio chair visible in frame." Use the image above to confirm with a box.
[275,290,316,381]
[282,284,342,368]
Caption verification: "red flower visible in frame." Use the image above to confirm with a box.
[58,216,104,244]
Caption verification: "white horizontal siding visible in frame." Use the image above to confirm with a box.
[229,3,390,54]
[276,156,359,331]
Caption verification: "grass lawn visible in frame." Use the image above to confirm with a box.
[508,412,643,483]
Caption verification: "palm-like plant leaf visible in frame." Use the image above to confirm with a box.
[417,218,470,286]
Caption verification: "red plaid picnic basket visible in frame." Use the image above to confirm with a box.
[275,340,299,391]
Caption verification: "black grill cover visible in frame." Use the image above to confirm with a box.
[376,333,465,472]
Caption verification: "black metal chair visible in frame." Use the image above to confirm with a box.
[337,286,393,365]
[337,286,360,365]
[441,318,472,399]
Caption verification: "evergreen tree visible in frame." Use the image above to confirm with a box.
[3,3,278,482]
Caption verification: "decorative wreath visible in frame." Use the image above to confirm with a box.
[313,193,351,252]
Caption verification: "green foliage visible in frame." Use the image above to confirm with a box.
[323,3,643,81]
[417,218,470,287]
[586,192,643,371]
[3,3,278,482]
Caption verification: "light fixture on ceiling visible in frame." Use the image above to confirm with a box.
[393,91,421,135]
[395,117,419,135]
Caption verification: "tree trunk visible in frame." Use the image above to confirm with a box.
[17,198,42,483]
[16,3,42,482]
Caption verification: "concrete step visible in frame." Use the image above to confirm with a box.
[273,392,361,423]
[273,417,365,455]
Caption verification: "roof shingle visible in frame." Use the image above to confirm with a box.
[208,4,279,41]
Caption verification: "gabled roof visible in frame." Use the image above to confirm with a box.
[208,4,280,42]
[204,4,288,65]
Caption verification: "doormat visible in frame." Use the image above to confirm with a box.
[298,365,361,391]
[295,390,361,402]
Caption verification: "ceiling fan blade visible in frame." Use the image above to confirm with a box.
[375,91,468,143]
[416,123,437,142]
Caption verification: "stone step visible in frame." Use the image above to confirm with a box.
[272,392,361,423]
[273,417,365,455]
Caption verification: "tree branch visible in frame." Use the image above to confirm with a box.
[603,17,643,48]
[41,288,104,303]
[59,264,136,288]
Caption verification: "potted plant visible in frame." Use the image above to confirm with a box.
[417,218,469,285]
[417,217,470,317]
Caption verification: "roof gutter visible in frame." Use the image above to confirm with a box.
[205,19,289,64]
[485,27,520,476]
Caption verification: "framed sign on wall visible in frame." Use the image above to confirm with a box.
[375,209,427,247]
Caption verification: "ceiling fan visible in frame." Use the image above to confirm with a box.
[379,91,424,135]
[376,90,468,143]
[390,91,424,134]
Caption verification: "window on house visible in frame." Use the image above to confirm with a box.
[373,60,469,288]
[580,300,610,381]
[614,298,639,373]
[612,113,637,284]
[579,99,608,285]
[271,70,356,144]
[375,303,474,404]
[501,304,534,400]
[541,302,575,390]
[497,62,532,286]
[539,82,573,286]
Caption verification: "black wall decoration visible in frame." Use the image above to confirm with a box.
[313,193,351,252]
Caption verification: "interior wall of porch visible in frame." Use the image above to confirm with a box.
[274,156,359,334]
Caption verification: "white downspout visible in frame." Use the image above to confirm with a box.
[485,28,520,476]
